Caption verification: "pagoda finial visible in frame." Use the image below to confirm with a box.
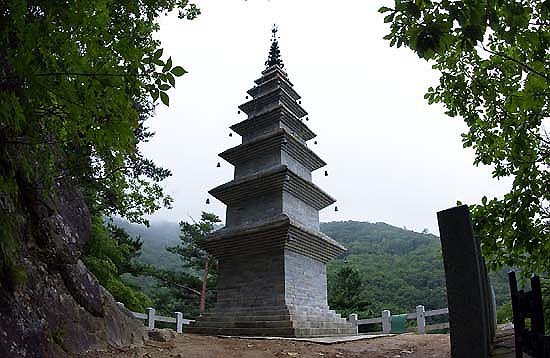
[265,24,284,69]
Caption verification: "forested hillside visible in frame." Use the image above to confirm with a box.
[122,219,510,319]
[323,221,447,316]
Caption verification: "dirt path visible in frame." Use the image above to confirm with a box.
[80,333,450,358]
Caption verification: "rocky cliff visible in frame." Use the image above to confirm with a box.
[0,158,146,357]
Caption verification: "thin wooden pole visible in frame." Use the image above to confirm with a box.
[199,257,209,314]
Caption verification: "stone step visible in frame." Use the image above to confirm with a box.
[187,326,297,337]
[187,326,357,338]
[192,319,353,329]
[194,320,294,329]
[212,305,336,316]
[198,313,347,324]
[294,327,358,337]
[208,308,291,316]
[201,315,349,325]
[289,308,342,319]
[198,314,293,322]
[292,321,353,329]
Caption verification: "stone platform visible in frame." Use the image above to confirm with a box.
[188,305,356,337]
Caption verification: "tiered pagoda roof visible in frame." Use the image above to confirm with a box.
[230,105,316,143]
[219,129,325,171]
[203,24,344,260]
[203,215,344,263]
[210,165,335,210]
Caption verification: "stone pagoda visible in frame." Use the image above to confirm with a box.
[189,27,356,337]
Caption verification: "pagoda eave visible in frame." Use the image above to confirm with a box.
[208,165,336,210]
[219,129,326,171]
[238,88,307,118]
[247,76,300,101]
[230,106,316,142]
[201,215,345,263]
[255,65,292,85]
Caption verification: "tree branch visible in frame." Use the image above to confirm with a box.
[152,274,202,296]
[481,44,550,82]
[171,282,202,296]
[1,72,137,81]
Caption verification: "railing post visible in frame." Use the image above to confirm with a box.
[146,307,155,329]
[348,313,358,334]
[381,310,391,334]
[175,312,183,333]
[416,305,426,334]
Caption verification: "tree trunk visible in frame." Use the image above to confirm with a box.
[199,256,209,315]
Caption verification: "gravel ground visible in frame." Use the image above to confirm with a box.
[79,332,450,358]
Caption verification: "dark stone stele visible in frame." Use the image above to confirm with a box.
[437,205,496,358]
[188,34,355,337]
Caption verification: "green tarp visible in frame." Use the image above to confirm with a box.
[391,314,408,334]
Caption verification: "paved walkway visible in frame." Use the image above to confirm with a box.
[219,333,394,344]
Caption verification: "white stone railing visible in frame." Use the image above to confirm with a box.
[348,305,449,334]
[117,302,195,333]
[119,302,447,336]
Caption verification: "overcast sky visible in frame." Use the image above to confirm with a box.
[141,0,512,235]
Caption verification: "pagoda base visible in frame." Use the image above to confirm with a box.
[190,217,355,337]
[187,305,357,337]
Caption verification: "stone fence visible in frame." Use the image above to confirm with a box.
[116,302,195,333]
[348,305,449,334]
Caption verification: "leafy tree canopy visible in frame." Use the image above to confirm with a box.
[1,0,199,226]
[82,216,151,312]
[380,0,550,275]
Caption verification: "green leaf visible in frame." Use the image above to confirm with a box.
[154,48,163,59]
[171,66,186,77]
[151,89,160,101]
[159,84,170,91]
[163,56,172,72]
[167,73,175,87]
[160,91,169,106]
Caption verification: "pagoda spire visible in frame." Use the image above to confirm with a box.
[265,24,284,69]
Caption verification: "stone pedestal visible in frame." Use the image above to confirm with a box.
[190,217,355,336]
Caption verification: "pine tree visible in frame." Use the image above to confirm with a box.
[328,264,371,318]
